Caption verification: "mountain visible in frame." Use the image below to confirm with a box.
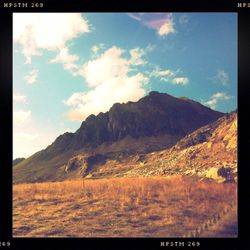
[13,91,224,183]
[122,111,237,183]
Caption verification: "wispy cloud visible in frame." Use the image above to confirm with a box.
[171,77,189,85]
[203,92,232,110]
[64,46,149,121]
[50,47,79,72]
[24,69,38,84]
[151,67,189,85]
[91,45,99,54]
[127,13,143,21]
[127,13,175,38]
[129,48,146,66]
[214,69,229,86]
[91,44,105,56]
[13,13,90,64]
[153,69,175,78]
[157,19,175,37]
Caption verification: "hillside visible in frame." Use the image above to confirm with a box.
[121,111,237,182]
[13,91,224,183]
[13,158,25,167]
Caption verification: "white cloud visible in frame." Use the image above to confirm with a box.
[13,93,27,103]
[152,69,175,82]
[91,44,105,55]
[24,69,38,84]
[127,13,175,38]
[64,46,149,121]
[127,13,142,21]
[158,19,175,37]
[50,47,79,71]
[13,13,90,64]
[76,46,146,86]
[153,69,175,78]
[151,67,188,85]
[65,73,148,121]
[212,92,232,100]
[171,77,189,85]
[76,47,127,87]
[13,110,31,125]
[91,45,99,54]
[204,92,232,110]
[129,48,146,66]
[215,69,229,86]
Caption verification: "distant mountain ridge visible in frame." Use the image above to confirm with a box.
[14,91,224,183]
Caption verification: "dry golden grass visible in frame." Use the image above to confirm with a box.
[13,176,237,237]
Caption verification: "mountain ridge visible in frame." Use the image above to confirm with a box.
[50,91,224,151]
[14,91,225,183]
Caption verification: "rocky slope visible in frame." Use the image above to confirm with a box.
[13,158,25,167]
[62,111,237,182]
[13,91,224,183]
[121,111,237,182]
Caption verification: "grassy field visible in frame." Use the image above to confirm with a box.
[13,176,237,237]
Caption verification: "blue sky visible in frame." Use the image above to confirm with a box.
[13,13,237,159]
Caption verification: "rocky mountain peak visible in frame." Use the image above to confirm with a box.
[14,91,226,183]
